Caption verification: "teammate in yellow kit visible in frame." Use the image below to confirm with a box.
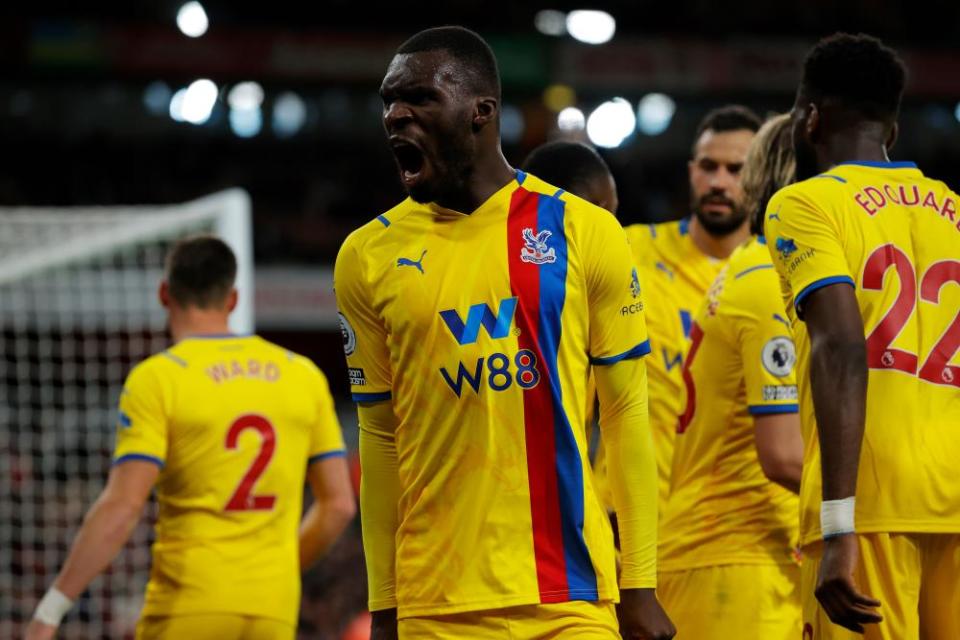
[658,114,804,639]
[767,34,960,639]
[522,140,619,513]
[27,237,356,640]
[336,27,673,640]
[624,105,761,508]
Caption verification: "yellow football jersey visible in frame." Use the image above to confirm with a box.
[335,171,650,618]
[624,219,726,507]
[660,237,799,571]
[766,161,960,546]
[113,335,346,625]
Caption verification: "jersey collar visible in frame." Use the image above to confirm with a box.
[834,160,918,169]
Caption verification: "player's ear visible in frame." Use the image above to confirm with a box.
[885,121,899,153]
[226,288,238,313]
[472,96,498,132]
[804,103,820,143]
[158,281,171,309]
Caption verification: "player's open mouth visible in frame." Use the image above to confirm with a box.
[390,139,427,186]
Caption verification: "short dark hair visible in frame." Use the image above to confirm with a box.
[522,141,611,195]
[694,105,762,142]
[800,32,906,123]
[397,26,501,99]
[165,235,237,309]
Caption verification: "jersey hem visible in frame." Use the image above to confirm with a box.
[113,453,165,468]
[140,603,295,627]
[308,449,346,465]
[658,555,799,573]
[748,404,799,415]
[794,275,855,316]
[800,519,960,547]
[395,588,617,619]
[352,390,392,402]
[590,340,651,365]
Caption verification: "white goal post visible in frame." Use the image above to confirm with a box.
[0,189,253,638]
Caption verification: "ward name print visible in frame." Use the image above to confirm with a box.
[206,358,282,384]
[438,296,541,397]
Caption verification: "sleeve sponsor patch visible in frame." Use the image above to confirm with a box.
[338,311,357,356]
[761,336,796,377]
[762,384,798,401]
[348,367,366,386]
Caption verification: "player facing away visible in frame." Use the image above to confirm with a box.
[335,27,674,640]
[522,140,621,522]
[658,114,804,639]
[27,236,356,640]
[766,34,960,639]
[522,141,619,215]
[623,106,761,510]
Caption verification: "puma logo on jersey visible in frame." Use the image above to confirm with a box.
[397,250,427,274]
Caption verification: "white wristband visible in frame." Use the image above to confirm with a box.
[821,497,856,539]
[33,587,73,626]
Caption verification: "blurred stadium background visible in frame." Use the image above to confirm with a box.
[1,1,959,638]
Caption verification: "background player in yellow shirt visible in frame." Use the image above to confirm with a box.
[624,105,761,509]
[336,27,673,640]
[27,236,356,640]
[521,140,620,529]
[658,113,804,639]
[767,34,960,639]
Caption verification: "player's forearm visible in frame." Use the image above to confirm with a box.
[810,336,867,500]
[299,496,356,569]
[806,288,868,502]
[358,401,401,610]
[595,358,657,588]
[53,494,143,599]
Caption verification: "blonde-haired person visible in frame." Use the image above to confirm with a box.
[656,113,805,640]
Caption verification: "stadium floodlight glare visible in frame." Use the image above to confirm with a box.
[230,106,263,138]
[143,81,171,116]
[177,1,209,38]
[272,91,307,137]
[180,79,218,125]
[534,10,567,36]
[637,93,677,136]
[557,106,586,132]
[228,82,264,111]
[566,10,616,45]
[586,98,636,148]
[168,87,188,122]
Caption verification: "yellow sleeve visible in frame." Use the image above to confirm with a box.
[358,400,400,611]
[766,186,854,319]
[594,357,657,588]
[113,360,169,468]
[334,233,393,402]
[583,210,650,363]
[730,268,800,415]
[303,361,347,464]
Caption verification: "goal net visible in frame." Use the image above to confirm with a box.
[0,189,253,639]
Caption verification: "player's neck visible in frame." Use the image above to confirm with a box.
[169,308,233,343]
[817,127,890,172]
[435,148,515,214]
[689,217,750,260]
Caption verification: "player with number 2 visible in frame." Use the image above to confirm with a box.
[767,33,960,639]
[27,236,355,640]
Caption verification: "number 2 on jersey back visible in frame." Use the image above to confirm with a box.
[224,414,277,511]
[863,244,960,387]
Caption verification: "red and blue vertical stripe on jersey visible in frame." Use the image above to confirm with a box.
[507,185,599,602]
